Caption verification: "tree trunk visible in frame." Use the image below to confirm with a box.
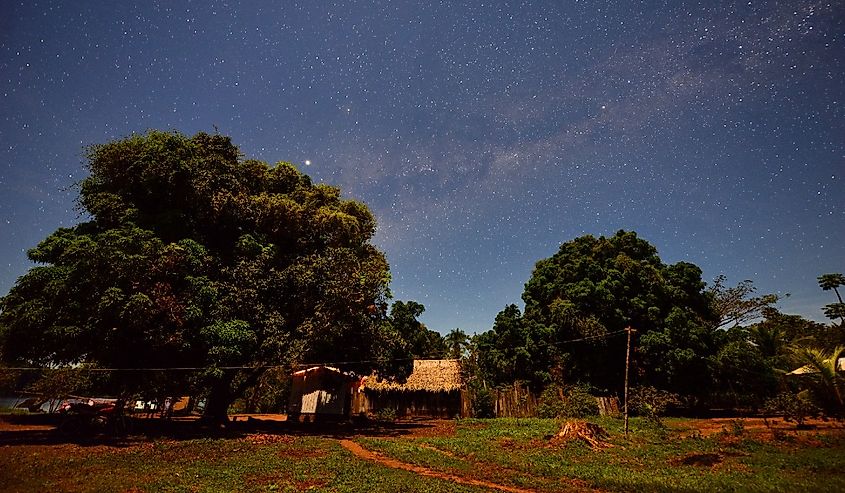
[202,381,233,427]
[200,368,266,426]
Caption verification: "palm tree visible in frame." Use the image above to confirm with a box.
[818,273,845,326]
[789,345,844,416]
[748,324,790,367]
[444,329,469,360]
[818,274,845,301]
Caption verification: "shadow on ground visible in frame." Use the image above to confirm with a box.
[0,413,438,447]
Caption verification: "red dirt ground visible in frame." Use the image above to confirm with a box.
[3,414,843,492]
[339,439,542,493]
[670,417,845,441]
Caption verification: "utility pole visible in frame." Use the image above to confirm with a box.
[623,326,637,437]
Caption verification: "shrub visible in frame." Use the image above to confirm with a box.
[374,407,397,422]
[629,385,680,428]
[721,419,746,437]
[471,386,495,418]
[538,384,598,419]
[764,391,821,426]
[537,386,566,418]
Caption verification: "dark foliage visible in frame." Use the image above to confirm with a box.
[0,130,405,424]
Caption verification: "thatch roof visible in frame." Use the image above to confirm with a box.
[363,359,463,392]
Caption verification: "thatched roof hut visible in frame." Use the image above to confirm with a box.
[363,359,463,392]
[356,359,465,418]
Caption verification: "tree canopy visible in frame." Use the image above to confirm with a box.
[386,300,447,360]
[478,230,719,397]
[0,130,403,423]
[707,275,780,330]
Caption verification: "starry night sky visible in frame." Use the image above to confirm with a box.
[1,1,843,334]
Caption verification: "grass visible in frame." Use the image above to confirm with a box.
[0,434,487,493]
[361,417,845,492]
[2,417,843,492]
[0,406,29,415]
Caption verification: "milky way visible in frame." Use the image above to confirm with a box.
[1,1,843,333]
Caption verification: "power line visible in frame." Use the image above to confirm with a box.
[1,328,629,373]
[545,329,627,346]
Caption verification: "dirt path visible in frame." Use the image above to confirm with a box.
[340,439,538,493]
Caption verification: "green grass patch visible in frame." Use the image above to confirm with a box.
[363,418,845,493]
[0,435,487,493]
[2,418,843,492]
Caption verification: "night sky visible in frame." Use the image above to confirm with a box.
[1,1,843,334]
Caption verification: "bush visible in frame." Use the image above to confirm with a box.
[764,391,821,426]
[629,385,680,428]
[374,407,397,422]
[537,386,565,418]
[538,384,598,419]
[721,419,746,437]
[470,385,495,418]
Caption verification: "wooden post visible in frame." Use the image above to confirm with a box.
[624,326,636,437]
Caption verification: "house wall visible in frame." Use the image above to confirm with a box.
[288,371,349,417]
[358,389,462,418]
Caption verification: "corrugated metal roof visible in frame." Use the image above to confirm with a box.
[292,366,344,377]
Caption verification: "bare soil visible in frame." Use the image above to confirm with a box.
[671,417,845,441]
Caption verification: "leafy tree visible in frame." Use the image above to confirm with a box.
[818,273,845,327]
[24,367,98,413]
[458,333,484,388]
[387,301,446,359]
[519,231,717,396]
[475,304,553,390]
[710,332,777,408]
[0,130,402,424]
[638,307,719,400]
[708,275,780,330]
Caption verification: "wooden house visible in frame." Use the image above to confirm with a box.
[287,366,354,420]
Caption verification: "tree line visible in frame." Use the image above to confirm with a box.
[0,131,842,423]
[461,232,844,419]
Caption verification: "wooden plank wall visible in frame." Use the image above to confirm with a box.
[493,383,537,418]
[466,385,619,418]
[353,389,462,418]
[596,396,620,416]
[353,385,618,419]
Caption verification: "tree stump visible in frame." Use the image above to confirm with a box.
[551,420,612,449]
